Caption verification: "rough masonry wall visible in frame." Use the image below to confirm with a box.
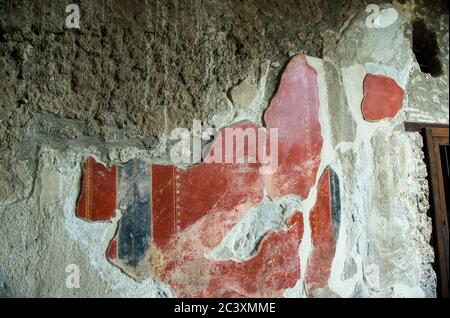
[0,0,448,297]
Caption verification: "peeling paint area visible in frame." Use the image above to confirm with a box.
[70,5,439,298]
[74,55,342,297]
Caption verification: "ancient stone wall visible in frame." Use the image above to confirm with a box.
[0,0,448,297]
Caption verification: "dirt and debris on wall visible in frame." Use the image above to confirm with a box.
[0,0,448,298]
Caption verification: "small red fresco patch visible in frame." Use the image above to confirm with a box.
[361,74,405,121]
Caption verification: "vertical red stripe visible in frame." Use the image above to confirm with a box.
[151,164,177,248]
[76,157,117,221]
[306,168,334,290]
[107,239,117,260]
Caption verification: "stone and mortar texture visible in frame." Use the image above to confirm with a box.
[0,0,448,297]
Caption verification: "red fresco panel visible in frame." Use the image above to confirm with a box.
[151,164,177,248]
[264,54,323,199]
[150,207,303,298]
[306,168,334,291]
[152,121,265,250]
[76,157,117,221]
[76,54,339,298]
[206,213,304,298]
[361,74,405,121]
[148,55,327,297]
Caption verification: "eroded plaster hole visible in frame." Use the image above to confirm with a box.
[412,20,443,77]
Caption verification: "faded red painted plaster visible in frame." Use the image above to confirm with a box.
[76,55,339,297]
[152,121,265,250]
[306,168,335,291]
[264,55,322,199]
[150,204,304,297]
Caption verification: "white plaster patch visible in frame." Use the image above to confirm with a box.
[374,8,399,29]
[206,194,302,262]
[327,131,436,298]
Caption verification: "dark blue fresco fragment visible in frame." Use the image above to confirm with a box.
[117,160,151,268]
[329,168,341,250]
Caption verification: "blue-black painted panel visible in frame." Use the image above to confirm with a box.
[329,168,341,250]
[117,160,151,267]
